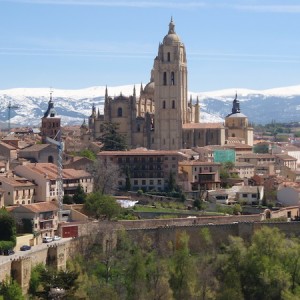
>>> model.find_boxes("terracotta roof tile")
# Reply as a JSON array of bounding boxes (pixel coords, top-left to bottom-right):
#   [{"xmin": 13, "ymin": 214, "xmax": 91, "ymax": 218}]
[{"xmin": 18, "ymin": 202, "xmax": 58, "ymax": 213}]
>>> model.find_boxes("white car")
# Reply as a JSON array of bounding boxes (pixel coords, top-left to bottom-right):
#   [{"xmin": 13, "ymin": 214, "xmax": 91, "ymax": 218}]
[
  {"xmin": 53, "ymin": 235, "xmax": 61, "ymax": 241},
  {"xmin": 43, "ymin": 236, "xmax": 53, "ymax": 243}
]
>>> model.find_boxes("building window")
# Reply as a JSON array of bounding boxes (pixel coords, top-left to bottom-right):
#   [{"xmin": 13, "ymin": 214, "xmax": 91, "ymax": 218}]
[
  {"xmin": 171, "ymin": 72, "xmax": 175, "ymax": 85},
  {"xmin": 137, "ymin": 124, "xmax": 141, "ymax": 132},
  {"xmin": 172, "ymin": 100, "xmax": 175, "ymax": 109},
  {"xmin": 142, "ymin": 180, "xmax": 146, "ymax": 185},
  {"xmin": 167, "ymin": 52, "xmax": 170, "ymax": 62},
  {"xmin": 242, "ymin": 194, "xmax": 247, "ymax": 198},
  {"xmin": 163, "ymin": 100, "xmax": 166, "ymax": 109},
  {"xmin": 117, "ymin": 107, "xmax": 123, "ymax": 117},
  {"xmin": 163, "ymin": 72, "xmax": 167, "ymax": 86}
]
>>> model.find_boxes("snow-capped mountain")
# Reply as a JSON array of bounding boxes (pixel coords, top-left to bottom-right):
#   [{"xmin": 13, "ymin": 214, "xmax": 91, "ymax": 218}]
[{"xmin": 0, "ymin": 84, "xmax": 300, "ymax": 128}]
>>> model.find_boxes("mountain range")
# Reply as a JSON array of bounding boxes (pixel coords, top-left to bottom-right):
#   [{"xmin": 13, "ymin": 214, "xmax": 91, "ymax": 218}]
[{"xmin": 0, "ymin": 84, "xmax": 300, "ymax": 129}]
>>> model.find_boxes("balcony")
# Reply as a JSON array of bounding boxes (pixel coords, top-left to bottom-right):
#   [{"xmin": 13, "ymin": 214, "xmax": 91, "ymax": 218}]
[{"xmin": 39, "ymin": 215, "xmax": 54, "ymax": 221}]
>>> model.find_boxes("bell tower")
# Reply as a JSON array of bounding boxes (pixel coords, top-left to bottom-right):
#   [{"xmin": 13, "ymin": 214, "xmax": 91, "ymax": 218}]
[
  {"xmin": 153, "ymin": 18, "xmax": 188, "ymax": 150},
  {"xmin": 41, "ymin": 91, "xmax": 61, "ymax": 144}
]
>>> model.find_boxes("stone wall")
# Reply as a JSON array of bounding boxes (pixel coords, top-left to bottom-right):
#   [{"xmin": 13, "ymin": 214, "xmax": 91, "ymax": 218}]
[{"xmin": 2, "ymin": 219, "xmax": 300, "ymax": 295}]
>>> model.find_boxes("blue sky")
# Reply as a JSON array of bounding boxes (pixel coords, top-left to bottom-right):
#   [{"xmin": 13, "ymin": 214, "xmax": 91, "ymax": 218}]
[{"xmin": 0, "ymin": 0, "xmax": 300, "ymax": 91}]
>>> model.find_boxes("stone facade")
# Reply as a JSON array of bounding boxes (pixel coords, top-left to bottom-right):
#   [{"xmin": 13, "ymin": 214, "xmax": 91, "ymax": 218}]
[
  {"xmin": 84, "ymin": 19, "xmax": 253, "ymax": 150},
  {"xmin": 98, "ymin": 149, "xmax": 187, "ymax": 191}
]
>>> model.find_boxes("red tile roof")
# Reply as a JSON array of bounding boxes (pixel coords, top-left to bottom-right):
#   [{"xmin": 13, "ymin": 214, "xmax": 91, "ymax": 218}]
[{"xmin": 19, "ymin": 202, "xmax": 58, "ymax": 213}]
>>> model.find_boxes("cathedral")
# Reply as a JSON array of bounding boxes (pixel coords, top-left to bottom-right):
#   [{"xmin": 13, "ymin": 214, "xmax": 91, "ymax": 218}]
[{"xmin": 82, "ymin": 18, "xmax": 253, "ymax": 150}]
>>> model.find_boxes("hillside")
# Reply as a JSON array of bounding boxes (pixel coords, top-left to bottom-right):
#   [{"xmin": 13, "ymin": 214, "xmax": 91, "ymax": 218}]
[{"xmin": 0, "ymin": 84, "xmax": 300, "ymax": 128}]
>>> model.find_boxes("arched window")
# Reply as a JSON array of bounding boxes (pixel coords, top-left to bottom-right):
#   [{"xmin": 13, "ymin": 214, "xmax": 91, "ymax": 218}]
[
  {"xmin": 48, "ymin": 155, "xmax": 54, "ymax": 163},
  {"xmin": 117, "ymin": 107, "xmax": 123, "ymax": 117},
  {"xmin": 172, "ymin": 100, "xmax": 175, "ymax": 109},
  {"xmin": 163, "ymin": 72, "xmax": 167, "ymax": 86},
  {"xmin": 232, "ymin": 133, "xmax": 235, "ymax": 137},
  {"xmin": 167, "ymin": 52, "xmax": 171, "ymax": 62},
  {"xmin": 163, "ymin": 101, "xmax": 166, "ymax": 109},
  {"xmin": 171, "ymin": 72, "xmax": 175, "ymax": 85}
]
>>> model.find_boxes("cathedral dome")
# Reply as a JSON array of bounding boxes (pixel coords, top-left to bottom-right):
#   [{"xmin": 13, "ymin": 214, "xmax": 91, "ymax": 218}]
[
  {"xmin": 144, "ymin": 81, "xmax": 155, "ymax": 94},
  {"xmin": 163, "ymin": 33, "xmax": 180, "ymax": 45},
  {"xmin": 163, "ymin": 18, "xmax": 181, "ymax": 45}
]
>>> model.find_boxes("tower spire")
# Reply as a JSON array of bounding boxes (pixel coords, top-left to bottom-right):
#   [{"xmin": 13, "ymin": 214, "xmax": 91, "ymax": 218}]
[
  {"xmin": 133, "ymin": 85, "xmax": 136, "ymax": 97},
  {"xmin": 49, "ymin": 88, "xmax": 53, "ymax": 102},
  {"xmin": 105, "ymin": 85, "xmax": 108, "ymax": 98},
  {"xmin": 168, "ymin": 17, "xmax": 175, "ymax": 34},
  {"xmin": 232, "ymin": 93, "xmax": 240, "ymax": 114},
  {"xmin": 140, "ymin": 82, "xmax": 144, "ymax": 94}
]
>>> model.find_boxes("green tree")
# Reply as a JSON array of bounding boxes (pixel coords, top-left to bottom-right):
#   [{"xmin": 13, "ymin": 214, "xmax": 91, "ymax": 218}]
[
  {"xmin": 0, "ymin": 208, "xmax": 16, "ymax": 251},
  {"xmin": 253, "ymin": 143, "xmax": 269, "ymax": 153},
  {"xmin": 124, "ymin": 166, "xmax": 131, "ymax": 191},
  {"xmin": 0, "ymin": 278, "xmax": 24, "ymax": 300},
  {"xmin": 29, "ymin": 264, "xmax": 45, "ymax": 295},
  {"xmin": 216, "ymin": 236, "xmax": 246, "ymax": 300},
  {"xmin": 241, "ymin": 230, "xmax": 291, "ymax": 299},
  {"xmin": 99, "ymin": 122, "xmax": 128, "ymax": 151},
  {"xmin": 167, "ymin": 171, "xmax": 176, "ymax": 192},
  {"xmin": 37, "ymin": 268, "xmax": 79, "ymax": 299},
  {"xmin": 84, "ymin": 192, "xmax": 121, "ymax": 220},
  {"xmin": 63, "ymin": 194, "xmax": 73, "ymax": 204},
  {"xmin": 146, "ymin": 252, "xmax": 173, "ymax": 300},
  {"xmin": 125, "ymin": 247, "xmax": 147, "ymax": 300},
  {"xmin": 78, "ymin": 149, "xmax": 97, "ymax": 160},
  {"xmin": 72, "ymin": 185, "xmax": 86, "ymax": 204},
  {"xmin": 169, "ymin": 232, "xmax": 196, "ymax": 300}
]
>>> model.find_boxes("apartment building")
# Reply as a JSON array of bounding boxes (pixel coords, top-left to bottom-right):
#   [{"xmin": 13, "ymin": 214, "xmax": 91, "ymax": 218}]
[
  {"xmin": 10, "ymin": 202, "xmax": 59, "ymax": 243},
  {"xmin": 98, "ymin": 149, "xmax": 187, "ymax": 191},
  {"xmin": 14, "ymin": 163, "xmax": 93, "ymax": 201},
  {"xmin": 0, "ymin": 174, "xmax": 35, "ymax": 206}
]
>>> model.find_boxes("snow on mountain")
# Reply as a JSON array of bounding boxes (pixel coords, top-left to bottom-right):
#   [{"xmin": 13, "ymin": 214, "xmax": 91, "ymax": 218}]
[{"xmin": 0, "ymin": 84, "xmax": 300, "ymax": 128}]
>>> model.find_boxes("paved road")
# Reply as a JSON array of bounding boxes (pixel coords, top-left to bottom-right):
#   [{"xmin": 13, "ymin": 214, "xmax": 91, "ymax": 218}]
[{"xmin": 0, "ymin": 238, "xmax": 72, "ymax": 265}]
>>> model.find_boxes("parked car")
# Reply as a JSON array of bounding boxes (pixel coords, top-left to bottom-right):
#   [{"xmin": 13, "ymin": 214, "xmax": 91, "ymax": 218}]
[
  {"xmin": 43, "ymin": 236, "xmax": 53, "ymax": 243},
  {"xmin": 3, "ymin": 249, "xmax": 15, "ymax": 256},
  {"xmin": 20, "ymin": 245, "xmax": 31, "ymax": 251},
  {"xmin": 53, "ymin": 235, "xmax": 61, "ymax": 241}
]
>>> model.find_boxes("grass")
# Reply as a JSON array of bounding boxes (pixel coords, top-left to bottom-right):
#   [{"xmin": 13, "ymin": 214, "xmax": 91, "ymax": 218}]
[{"xmin": 133, "ymin": 204, "xmax": 223, "ymax": 216}]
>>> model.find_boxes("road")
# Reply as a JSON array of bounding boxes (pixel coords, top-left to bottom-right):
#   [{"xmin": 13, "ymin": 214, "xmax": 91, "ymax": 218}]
[{"xmin": 0, "ymin": 238, "xmax": 72, "ymax": 266}]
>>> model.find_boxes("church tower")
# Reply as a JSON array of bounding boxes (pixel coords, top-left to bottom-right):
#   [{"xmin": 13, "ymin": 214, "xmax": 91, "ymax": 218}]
[
  {"xmin": 225, "ymin": 93, "xmax": 253, "ymax": 146},
  {"xmin": 41, "ymin": 91, "xmax": 61, "ymax": 144},
  {"xmin": 153, "ymin": 18, "xmax": 188, "ymax": 150}
]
